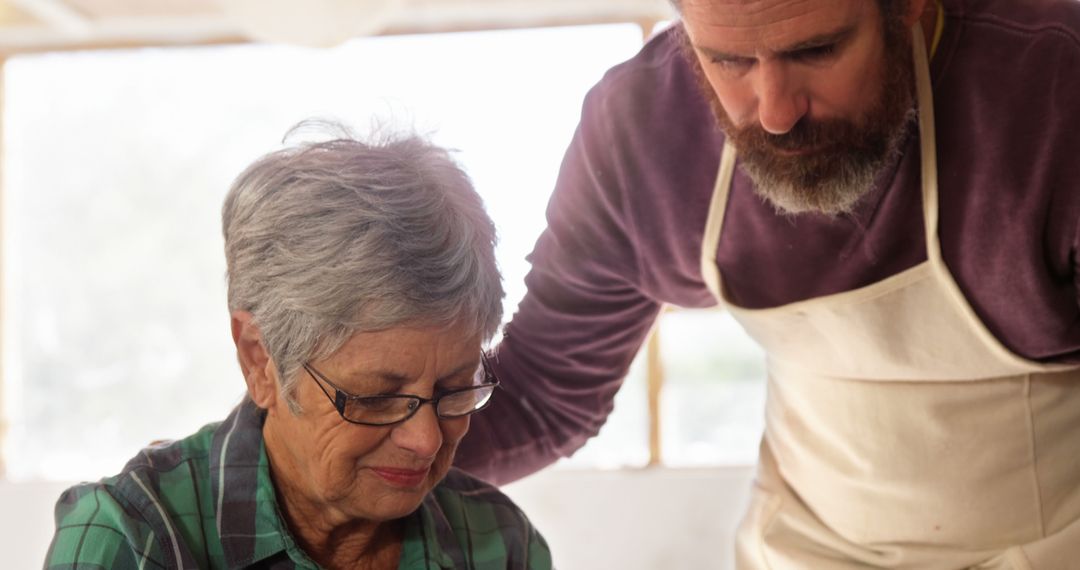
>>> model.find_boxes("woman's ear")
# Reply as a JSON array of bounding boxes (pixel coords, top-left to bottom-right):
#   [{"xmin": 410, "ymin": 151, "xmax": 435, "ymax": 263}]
[{"xmin": 231, "ymin": 310, "xmax": 278, "ymax": 409}]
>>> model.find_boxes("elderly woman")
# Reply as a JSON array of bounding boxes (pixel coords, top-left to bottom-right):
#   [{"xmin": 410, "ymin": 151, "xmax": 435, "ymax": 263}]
[{"xmin": 46, "ymin": 127, "xmax": 552, "ymax": 569}]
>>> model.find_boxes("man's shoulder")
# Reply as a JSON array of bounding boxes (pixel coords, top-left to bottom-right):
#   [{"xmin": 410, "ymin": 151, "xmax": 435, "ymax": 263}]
[
  {"xmin": 586, "ymin": 24, "xmax": 708, "ymax": 120},
  {"xmin": 954, "ymin": 0, "xmax": 1080, "ymax": 46},
  {"xmin": 601, "ymin": 24, "xmax": 688, "ymax": 82},
  {"xmin": 576, "ymin": 23, "xmax": 721, "ymax": 186},
  {"xmin": 937, "ymin": 0, "xmax": 1080, "ymax": 120}
]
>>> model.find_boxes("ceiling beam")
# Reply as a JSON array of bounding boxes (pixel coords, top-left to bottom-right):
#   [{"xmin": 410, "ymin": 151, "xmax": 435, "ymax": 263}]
[
  {"xmin": 9, "ymin": 0, "xmax": 90, "ymax": 33},
  {"xmin": 0, "ymin": 0, "xmax": 675, "ymax": 55}
]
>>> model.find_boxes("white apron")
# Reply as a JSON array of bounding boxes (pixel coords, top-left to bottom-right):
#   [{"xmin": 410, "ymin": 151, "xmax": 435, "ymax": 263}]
[{"xmin": 699, "ymin": 25, "xmax": 1080, "ymax": 570}]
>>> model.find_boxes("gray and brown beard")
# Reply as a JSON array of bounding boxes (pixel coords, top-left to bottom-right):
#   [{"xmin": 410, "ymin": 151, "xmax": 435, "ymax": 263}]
[{"xmin": 678, "ymin": 17, "xmax": 917, "ymax": 216}]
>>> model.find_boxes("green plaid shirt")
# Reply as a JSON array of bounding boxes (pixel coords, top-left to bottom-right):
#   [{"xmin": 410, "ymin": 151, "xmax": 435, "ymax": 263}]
[{"xmin": 46, "ymin": 400, "xmax": 552, "ymax": 569}]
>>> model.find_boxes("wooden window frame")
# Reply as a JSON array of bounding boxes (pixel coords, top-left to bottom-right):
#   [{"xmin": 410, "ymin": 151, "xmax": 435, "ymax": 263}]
[{"xmin": 0, "ymin": 56, "xmax": 7, "ymax": 478}]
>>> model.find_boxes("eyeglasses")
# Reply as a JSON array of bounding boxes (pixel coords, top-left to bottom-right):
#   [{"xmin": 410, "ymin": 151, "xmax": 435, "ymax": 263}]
[{"xmin": 303, "ymin": 353, "xmax": 499, "ymax": 426}]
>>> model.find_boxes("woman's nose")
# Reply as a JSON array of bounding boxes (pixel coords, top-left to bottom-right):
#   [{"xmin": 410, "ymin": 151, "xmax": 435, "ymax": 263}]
[
  {"xmin": 390, "ymin": 405, "xmax": 444, "ymax": 459},
  {"xmin": 756, "ymin": 60, "xmax": 808, "ymax": 134}
]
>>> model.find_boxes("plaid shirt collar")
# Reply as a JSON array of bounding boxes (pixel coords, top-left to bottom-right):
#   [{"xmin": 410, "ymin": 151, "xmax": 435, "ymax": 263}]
[
  {"xmin": 207, "ymin": 399, "xmax": 462, "ymax": 570},
  {"xmin": 209, "ymin": 400, "xmax": 295, "ymax": 568}
]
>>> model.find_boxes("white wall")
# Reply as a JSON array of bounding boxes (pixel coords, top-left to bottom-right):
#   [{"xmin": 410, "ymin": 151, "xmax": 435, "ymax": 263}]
[
  {"xmin": 0, "ymin": 479, "xmax": 73, "ymax": 568},
  {"xmin": 1, "ymin": 467, "xmax": 754, "ymax": 569},
  {"xmin": 504, "ymin": 467, "xmax": 753, "ymax": 570}
]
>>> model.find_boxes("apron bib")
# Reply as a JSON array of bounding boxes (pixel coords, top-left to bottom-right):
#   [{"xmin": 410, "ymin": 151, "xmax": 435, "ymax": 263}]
[{"xmin": 699, "ymin": 25, "xmax": 1080, "ymax": 570}]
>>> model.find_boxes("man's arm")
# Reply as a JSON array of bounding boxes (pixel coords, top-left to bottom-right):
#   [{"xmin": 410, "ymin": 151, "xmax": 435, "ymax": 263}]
[{"xmin": 455, "ymin": 80, "xmax": 664, "ymax": 484}]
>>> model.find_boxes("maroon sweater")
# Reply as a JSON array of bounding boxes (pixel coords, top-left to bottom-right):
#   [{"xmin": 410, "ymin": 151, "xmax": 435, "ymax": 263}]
[{"xmin": 457, "ymin": 0, "xmax": 1080, "ymax": 484}]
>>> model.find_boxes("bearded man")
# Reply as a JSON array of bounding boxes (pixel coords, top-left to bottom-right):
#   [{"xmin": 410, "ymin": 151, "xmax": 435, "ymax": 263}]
[{"xmin": 456, "ymin": 0, "xmax": 1080, "ymax": 567}]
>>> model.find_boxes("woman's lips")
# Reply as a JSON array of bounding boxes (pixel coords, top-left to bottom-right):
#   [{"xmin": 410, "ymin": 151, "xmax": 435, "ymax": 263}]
[{"xmin": 370, "ymin": 467, "xmax": 429, "ymax": 488}]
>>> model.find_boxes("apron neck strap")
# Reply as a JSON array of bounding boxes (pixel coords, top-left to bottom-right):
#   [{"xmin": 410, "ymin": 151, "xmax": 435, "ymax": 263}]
[{"xmin": 911, "ymin": 21, "xmax": 941, "ymax": 262}]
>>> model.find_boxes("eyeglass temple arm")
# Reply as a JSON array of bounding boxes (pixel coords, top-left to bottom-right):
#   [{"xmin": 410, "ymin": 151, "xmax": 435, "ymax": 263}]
[{"xmin": 304, "ymin": 364, "xmax": 345, "ymax": 411}]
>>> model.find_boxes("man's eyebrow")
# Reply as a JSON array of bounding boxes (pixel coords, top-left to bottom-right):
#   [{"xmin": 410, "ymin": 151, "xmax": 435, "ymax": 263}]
[
  {"xmin": 695, "ymin": 44, "xmax": 752, "ymax": 61},
  {"xmin": 778, "ymin": 26, "xmax": 857, "ymax": 55},
  {"xmin": 694, "ymin": 24, "xmax": 858, "ymax": 60}
]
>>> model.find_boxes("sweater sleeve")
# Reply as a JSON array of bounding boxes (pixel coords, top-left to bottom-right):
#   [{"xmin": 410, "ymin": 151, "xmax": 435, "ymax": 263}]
[{"xmin": 454, "ymin": 77, "xmax": 664, "ymax": 485}]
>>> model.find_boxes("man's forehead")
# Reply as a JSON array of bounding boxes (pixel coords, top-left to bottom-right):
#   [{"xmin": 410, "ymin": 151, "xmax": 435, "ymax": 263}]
[
  {"xmin": 681, "ymin": 0, "xmax": 872, "ymax": 53},
  {"xmin": 681, "ymin": 0, "xmax": 858, "ymax": 14}
]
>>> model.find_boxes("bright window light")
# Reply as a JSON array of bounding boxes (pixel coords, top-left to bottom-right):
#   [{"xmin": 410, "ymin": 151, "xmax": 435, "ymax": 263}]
[{"xmin": 1, "ymin": 24, "xmax": 646, "ymax": 481}]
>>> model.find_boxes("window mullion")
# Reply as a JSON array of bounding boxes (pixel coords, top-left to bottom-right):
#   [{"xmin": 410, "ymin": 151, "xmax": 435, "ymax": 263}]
[
  {"xmin": 0, "ymin": 56, "xmax": 8, "ymax": 479},
  {"xmin": 646, "ymin": 307, "xmax": 666, "ymax": 466},
  {"xmin": 637, "ymin": 17, "xmax": 664, "ymax": 469}
]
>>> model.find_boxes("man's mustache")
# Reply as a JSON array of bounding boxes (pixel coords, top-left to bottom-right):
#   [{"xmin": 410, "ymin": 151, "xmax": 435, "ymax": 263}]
[{"xmin": 729, "ymin": 119, "xmax": 861, "ymax": 154}]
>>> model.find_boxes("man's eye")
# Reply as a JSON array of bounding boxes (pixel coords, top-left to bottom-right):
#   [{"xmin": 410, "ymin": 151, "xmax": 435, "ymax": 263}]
[
  {"xmin": 713, "ymin": 56, "xmax": 753, "ymax": 70},
  {"xmin": 795, "ymin": 44, "xmax": 837, "ymax": 61}
]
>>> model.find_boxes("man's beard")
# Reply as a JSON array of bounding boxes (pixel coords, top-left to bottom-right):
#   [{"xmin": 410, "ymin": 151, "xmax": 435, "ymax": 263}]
[{"xmin": 681, "ymin": 19, "xmax": 917, "ymax": 216}]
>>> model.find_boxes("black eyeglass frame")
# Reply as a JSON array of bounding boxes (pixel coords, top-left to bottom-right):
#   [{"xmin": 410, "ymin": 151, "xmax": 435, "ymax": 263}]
[{"xmin": 303, "ymin": 353, "xmax": 499, "ymax": 427}]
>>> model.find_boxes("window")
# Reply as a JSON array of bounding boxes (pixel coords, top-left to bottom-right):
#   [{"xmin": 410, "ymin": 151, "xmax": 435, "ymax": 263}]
[
  {"xmin": 659, "ymin": 308, "xmax": 766, "ymax": 466},
  {"xmin": 1, "ymin": 22, "xmax": 767, "ymax": 481}
]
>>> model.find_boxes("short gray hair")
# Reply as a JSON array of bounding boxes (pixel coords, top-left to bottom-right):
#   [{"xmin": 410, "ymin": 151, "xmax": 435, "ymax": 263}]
[{"xmin": 222, "ymin": 122, "xmax": 503, "ymax": 409}]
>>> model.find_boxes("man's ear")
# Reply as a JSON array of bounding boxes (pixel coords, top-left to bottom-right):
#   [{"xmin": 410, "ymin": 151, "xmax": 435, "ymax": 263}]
[{"xmin": 231, "ymin": 310, "xmax": 278, "ymax": 410}]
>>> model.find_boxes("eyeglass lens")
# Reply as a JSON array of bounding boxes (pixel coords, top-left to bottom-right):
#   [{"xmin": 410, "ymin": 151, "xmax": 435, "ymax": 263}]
[{"xmin": 340, "ymin": 384, "xmax": 496, "ymax": 424}]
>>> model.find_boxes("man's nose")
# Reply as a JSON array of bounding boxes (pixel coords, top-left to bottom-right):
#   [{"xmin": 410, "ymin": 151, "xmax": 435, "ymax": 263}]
[
  {"xmin": 390, "ymin": 404, "xmax": 444, "ymax": 459},
  {"xmin": 755, "ymin": 60, "xmax": 808, "ymax": 135}
]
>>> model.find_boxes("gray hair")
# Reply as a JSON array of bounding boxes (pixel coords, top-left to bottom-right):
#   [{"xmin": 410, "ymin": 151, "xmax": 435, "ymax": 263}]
[{"xmin": 222, "ymin": 122, "xmax": 504, "ymax": 410}]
